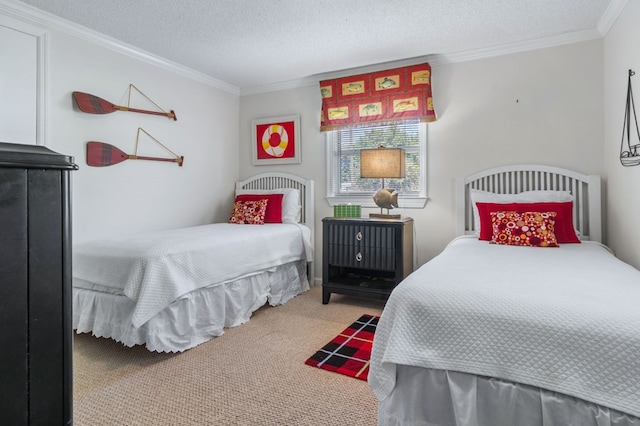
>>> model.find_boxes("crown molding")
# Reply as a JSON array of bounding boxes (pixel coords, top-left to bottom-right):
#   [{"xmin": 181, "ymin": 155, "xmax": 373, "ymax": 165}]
[
  {"xmin": 430, "ymin": 29, "xmax": 603, "ymax": 66},
  {"xmin": 0, "ymin": 0, "xmax": 240, "ymax": 95},
  {"xmin": 239, "ymin": 56, "xmax": 435, "ymax": 96},
  {"xmin": 240, "ymin": 28, "xmax": 604, "ymax": 96},
  {"xmin": 597, "ymin": 0, "xmax": 628, "ymax": 36},
  {"xmin": 2, "ymin": 0, "xmax": 622, "ymax": 98}
]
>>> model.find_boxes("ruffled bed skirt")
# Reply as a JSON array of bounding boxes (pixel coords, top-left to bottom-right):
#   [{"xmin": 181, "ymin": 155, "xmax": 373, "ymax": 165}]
[
  {"xmin": 377, "ymin": 366, "xmax": 640, "ymax": 426},
  {"xmin": 73, "ymin": 260, "xmax": 309, "ymax": 353}
]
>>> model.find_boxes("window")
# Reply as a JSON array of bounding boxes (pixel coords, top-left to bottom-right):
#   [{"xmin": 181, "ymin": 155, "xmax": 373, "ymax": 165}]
[{"xmin": 326, "ymin": 122, "xmax": 427, "ymax": 208}]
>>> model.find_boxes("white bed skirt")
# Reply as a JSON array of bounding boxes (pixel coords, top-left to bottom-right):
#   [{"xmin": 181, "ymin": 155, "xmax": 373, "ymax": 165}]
[
  {"xmin": 378, "ymin": 366, "xmax": 640, "ymax": 426},
  {"xmin": 73, "ymin": 260, "xmax": 310, "ymax": 353}
]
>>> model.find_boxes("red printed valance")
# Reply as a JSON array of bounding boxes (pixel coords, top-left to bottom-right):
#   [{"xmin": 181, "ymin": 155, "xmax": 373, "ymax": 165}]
[{"xmin": 319, "ymin": 62, "xmax": 436, "ymax": 132}]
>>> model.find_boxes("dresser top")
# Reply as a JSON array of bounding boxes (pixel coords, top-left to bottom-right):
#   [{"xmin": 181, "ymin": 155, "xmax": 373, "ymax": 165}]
[
  {"xmin": 323, "ymin": 216, "xmax": 413, "ymax": 224},
  {"xmin": 0, "ymin": 142, "xmax": 78, "ymax": 170}
]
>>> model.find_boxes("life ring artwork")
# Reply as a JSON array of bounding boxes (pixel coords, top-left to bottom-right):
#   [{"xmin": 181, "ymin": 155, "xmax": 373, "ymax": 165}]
[
  {"xmin": 620, "ymin": 69, "xmax": 640, "ymax": 167},
  {"xmin": 251, "ymin": 115, "xmax": 301, "ymax": 165},
  {"xmin": 261, "ymin": 124, "xmax": 289, "ymax": 157}
]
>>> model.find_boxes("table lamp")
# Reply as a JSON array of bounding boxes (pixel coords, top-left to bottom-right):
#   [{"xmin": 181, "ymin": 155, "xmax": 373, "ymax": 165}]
[{"xmin": 360, "ymin": 146, "xmax": 405, "ymax": 219}]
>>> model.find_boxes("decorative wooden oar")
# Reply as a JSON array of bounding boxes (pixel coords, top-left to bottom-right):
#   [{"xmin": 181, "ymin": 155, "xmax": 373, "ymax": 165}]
[
  {"xmin": 86, "ymin": 141, "xmax": 184, "ymax": 167},
  {"xmin": 73, "ymin": 91, "xmax": 177, "ymax": 121}
]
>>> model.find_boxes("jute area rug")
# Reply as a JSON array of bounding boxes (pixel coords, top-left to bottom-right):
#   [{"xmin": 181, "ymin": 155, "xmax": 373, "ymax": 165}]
[{"xmin": 73, "ymin": 285, "xmax": 385, "ymax": 425}]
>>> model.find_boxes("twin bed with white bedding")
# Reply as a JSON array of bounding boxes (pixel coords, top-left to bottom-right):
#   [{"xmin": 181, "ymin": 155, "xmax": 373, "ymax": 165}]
[
  {"xmin": 369, "ymin": 165, "xmax": 640, "ymax": 425},
  {"xmin": 73, "ymin": 172, "xmax": 314, "ymax": 353}
]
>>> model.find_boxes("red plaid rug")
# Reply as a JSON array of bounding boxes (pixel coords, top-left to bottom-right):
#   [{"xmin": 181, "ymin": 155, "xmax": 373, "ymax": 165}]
[{"xmin": 304, "ymin": 314, "xmax": 378, "ymax": 381}]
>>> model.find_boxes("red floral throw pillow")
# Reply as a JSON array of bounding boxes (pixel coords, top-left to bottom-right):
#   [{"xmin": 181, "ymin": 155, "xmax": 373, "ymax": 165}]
[
  {"xmin": 475, "ymin": 201, "xmax": 580, "ymax": 243},
  {"xmin": 490, "ymin": 211, "xmax": 559, "ymax": 247},
  {"xmin": 228, "ymin": 199, "xmax": 268, "ymax": 224},
  {"xmin": 234, "ymin": 193, "xmax": 284, "ymax": 223}
]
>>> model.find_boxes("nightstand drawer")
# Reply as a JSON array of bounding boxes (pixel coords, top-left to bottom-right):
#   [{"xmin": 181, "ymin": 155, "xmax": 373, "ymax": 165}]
[
  {"xmin": 325, "ymin": 223, "xmax": 396, "ymax": 249},
  {"xmin": 327, "ymin": 244, "xmax": 395, "ymax": 270}
]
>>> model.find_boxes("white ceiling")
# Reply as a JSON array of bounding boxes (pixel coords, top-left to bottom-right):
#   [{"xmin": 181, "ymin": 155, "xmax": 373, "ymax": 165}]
[{"xmin": 15, "ymin": 0, "xmax": 620, "ymax": 93}]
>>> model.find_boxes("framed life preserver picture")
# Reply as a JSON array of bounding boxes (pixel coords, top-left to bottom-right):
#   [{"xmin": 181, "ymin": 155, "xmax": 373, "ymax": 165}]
[{"xmin": 251, "ymin": 115, "xmax": 301, "ymax": 165}]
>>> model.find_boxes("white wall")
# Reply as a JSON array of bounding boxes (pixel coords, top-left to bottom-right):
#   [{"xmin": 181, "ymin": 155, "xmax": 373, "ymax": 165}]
[
  {"xmin": 239, "ymin": 85, "xmax": 324, "ymax": 279},
  {"xmin": 0, "ymin": 21, "xmax": 38, "ymax": 144},
  {"xmin": 603, "ymin": 1, "xmax": 640, "ymax": 269},
  {"xmin": 39, "ymin": 29, "xmax": 239, "ymax": 243},
  {"xmin": 2, "ymin": 3, "xmax": 612, "ymax": 276},
  {"xmin": 240, "ymin": 40, "xmax": 604, "ymax": 281}
]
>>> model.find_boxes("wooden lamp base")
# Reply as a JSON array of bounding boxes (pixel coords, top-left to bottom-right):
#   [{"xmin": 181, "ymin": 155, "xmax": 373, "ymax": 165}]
[{"xmin": 369, "ymin": 212, "xmax": 401, "ymax": 219}]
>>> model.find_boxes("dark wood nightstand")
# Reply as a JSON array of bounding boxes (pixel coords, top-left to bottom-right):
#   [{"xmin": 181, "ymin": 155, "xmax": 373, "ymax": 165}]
[{"xmin": 322, "ymin": 217, "xmax": 414, "ymax": 304}]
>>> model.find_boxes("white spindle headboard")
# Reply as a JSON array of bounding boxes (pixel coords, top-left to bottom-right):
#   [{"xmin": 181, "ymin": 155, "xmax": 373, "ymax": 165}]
[
  {"xmin": 236, "ymin": 172, "xmax": 314, "ymax": 228},
  {"xmin": 455, "ymin": 165, "xmax": 601, "ymax": 242},
  {"xmin": 236, "ymin": 172, "xmax": 315, "ymax": 280}
]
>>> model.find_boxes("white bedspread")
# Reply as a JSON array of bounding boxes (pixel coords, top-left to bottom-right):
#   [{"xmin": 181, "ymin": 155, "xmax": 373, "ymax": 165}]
[
  {"xmin": 73, "ymin": 223, "xmax": 311, "ymax": 328},
  {"xmin": 369, "ymin": 236, "xmax": 640, "ymax": 418}
]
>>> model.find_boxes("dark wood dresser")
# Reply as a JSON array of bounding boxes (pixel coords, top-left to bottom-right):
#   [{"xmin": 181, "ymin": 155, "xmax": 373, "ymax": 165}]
[
  {"xmin": 0, "ymin": 142, "xmax": 77, "ymax": 425},
  {"xmin": 322, "ymin": 217, "xmax": 413, "ymax": 304}
]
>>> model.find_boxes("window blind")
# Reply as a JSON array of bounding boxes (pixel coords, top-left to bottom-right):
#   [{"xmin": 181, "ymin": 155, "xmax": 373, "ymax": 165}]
[{"xmin": 330, "ymin": 123, "xmax": 421, "ymax": 196}]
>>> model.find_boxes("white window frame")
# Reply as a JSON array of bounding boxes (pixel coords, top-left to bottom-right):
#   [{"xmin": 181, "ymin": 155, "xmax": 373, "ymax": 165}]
[{"xmin": 325, "ymin": 123, "xmax": 428, "ymax": 208}]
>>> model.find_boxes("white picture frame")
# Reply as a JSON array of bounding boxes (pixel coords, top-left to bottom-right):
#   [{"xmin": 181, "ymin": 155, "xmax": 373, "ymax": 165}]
[{"xmin": 251, "ymin": 114, "xmax": 301, "ymax": 165}]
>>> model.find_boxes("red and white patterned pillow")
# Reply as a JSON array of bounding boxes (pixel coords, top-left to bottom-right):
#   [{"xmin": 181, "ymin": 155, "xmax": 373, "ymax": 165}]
[
  {"xmin": 234, "ymin": 193, "xmax": 284, "ymax": 223},
  {"xmin": 490, "ymin": 211, "xmax": 559, "ymax": 247},
  {"xmin": 475, "ymin": 202, "xmax": 580, "ymax": 243},
  {"xmin": 228, "ymin": 199, "xmax": 268, "ymax": 224}
]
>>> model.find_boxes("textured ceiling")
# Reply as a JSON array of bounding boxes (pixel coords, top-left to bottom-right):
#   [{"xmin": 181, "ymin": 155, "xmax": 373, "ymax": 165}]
[{"xmin": 17, "ymin": 0, "xmax": 614, "ymax": 91}]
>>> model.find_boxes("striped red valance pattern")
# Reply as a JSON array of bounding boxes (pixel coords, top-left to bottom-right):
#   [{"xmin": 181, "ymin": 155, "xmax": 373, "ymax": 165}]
[{"xmin": 319, "ymin": 62, "xmax": 436, "ymax": 132}]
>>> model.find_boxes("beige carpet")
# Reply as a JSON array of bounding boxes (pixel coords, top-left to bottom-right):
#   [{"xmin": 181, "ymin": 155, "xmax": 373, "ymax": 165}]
[{"xmin": 73, "ymin": 286, "xmax": 386, "ymax": 425}]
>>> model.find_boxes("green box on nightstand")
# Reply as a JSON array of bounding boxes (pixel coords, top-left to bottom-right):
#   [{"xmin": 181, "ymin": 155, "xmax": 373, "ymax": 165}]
[{"xmin": 333, "ymin": 204, "xmax": 361, "ymax": 218}]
